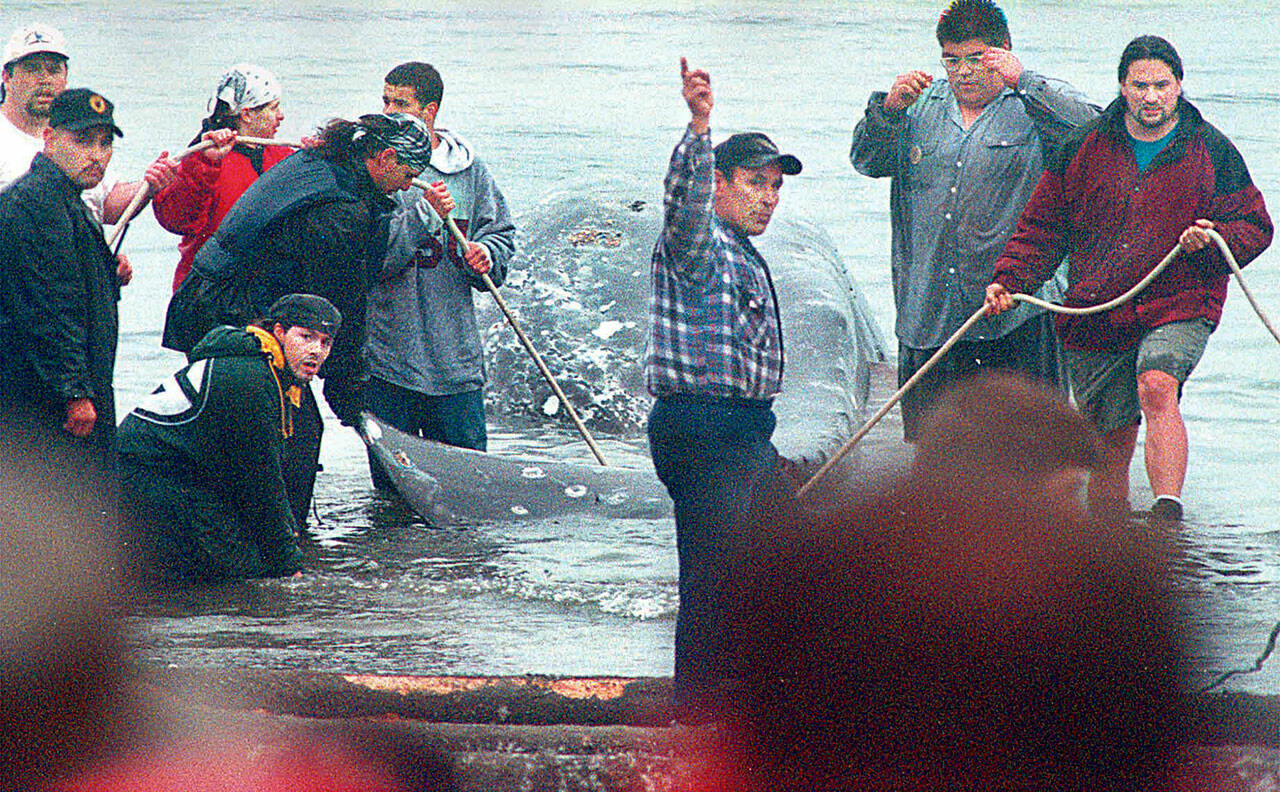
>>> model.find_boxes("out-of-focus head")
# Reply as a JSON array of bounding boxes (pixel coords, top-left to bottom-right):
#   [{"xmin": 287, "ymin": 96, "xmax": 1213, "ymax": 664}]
[
  {"xmin": 912, "ymin": 372, "xmax": 1100, "ymax": 517},
  {"xmin": 710, "ymin": 374, "xmax": 1190, "ymax": 790},
  {"xmin": 0, "ymin": 418, "xmax": 129, "ymax": 785}
]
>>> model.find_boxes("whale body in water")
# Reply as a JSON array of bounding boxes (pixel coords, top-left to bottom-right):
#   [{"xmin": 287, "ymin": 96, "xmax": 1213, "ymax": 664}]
[{"xmin": 365, "ymin": 185, "xmax": 889, "ymax": 524}]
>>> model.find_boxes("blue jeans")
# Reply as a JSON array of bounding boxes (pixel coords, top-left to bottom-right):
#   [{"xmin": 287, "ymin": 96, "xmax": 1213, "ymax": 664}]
[
  {"xmin": 647, "ymin": 394, "xmax": 789, "ymax": 719},
  {"xmin": 364, "ymin": 377, "xmax": 487, "ymax": 490}
]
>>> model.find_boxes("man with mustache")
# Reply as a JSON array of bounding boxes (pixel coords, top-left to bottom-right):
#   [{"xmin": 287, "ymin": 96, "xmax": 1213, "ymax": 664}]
[
  {"xmin": 850, "ymin": 0, "xmax": 1096, "ymax": 441},
  {"xmin": 986, "ymin": 35, "xmax": 1273, "ymax": 522},
  {"xmin": 0, "ymin": 88, "xmax": 129, "ymax": 508},
  {"xmin": 0, "ymin": 24, "xmax": 176, "ymax": 285},
  {"xmin": 117, "ymin": 294, "xmax": 340, "ymax": 585},
  {"xmin": 163, "ymin": 112, "xmax": 434, "ymax": 531},
  {"xmin": 645, "ymin": 57, "xmax": 802, "ymax": 722}
]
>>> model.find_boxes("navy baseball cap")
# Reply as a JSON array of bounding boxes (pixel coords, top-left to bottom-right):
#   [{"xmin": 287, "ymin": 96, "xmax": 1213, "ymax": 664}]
[
  {"xmin": 48, "ymin": 88, "xmax": 123, "ymax": 137},
  {"xmin": 714, "ymin": 132, "xmax": 802, "ymax": 175}
]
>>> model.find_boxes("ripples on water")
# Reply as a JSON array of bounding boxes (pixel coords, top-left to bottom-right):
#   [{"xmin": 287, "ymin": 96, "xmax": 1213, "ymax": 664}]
[
  {"xmin": 6, "ymin": 0, "xmax": 1271, "ymax": 691},
  {"xmin": 127, "ymin": 429, "xmax": 679, "ymax": 676}
]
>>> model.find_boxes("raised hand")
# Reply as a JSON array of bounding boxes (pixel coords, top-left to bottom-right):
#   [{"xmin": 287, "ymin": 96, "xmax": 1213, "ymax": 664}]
[
  {"xmin": 680, "ymin": 57, "xmax": 713, "ymax": 133},
  {"xmin": 980, "ymin": 47, "xmax": 1024, "ymax": 88},
  {"xmin": 884, "ymin": 70, "xmax": 932, "ymax": 111}
]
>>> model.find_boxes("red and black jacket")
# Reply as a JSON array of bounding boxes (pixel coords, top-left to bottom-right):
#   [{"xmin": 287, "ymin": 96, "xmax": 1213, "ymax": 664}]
[{"xmin": 994, "ymin": 96, "xmax": 1272, "ymax": 351}]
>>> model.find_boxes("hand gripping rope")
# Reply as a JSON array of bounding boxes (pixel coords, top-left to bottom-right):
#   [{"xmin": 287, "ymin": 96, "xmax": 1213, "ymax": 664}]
[{"xmin": 797, "ymin": 229, "xmax": 1280, "ymax": 499}]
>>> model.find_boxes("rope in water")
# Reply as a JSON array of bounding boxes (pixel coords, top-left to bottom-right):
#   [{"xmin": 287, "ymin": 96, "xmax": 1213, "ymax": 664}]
[
  {"xmin": 797, "ymin": 228, "xmax": 1278, "ymax": 499},
  {"xmin": 1200, "ymin": 619, "xmax": 1280, "ymax": 694}
]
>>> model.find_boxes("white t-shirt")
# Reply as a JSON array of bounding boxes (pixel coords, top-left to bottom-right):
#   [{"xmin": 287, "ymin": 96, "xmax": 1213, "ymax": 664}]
[{"xmin": 0, "ymin": 111, "xmax": 118, "ymax": 222}]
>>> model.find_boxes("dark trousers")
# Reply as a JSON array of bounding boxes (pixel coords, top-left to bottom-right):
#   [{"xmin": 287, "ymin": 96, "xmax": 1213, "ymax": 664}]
[
  {"xmin": 0, "ymin": 393, "xmax": 118, "ymax": 536},
  {"xmin": 120, "ymin": 460, "xmax": 266, "ymax": 585},
  {"xmin": 647, "ymin": 394, "xmax": 789, "ymax": 718},
  {"xmin": 363, "ymin": 377, "xmax": 488, "ymax": 491},
  {"xmin": 898, "ymin": 313, "xmax": 1063, "ymax": 441},
  {"xmin": 281, "ymin": 384, "xmax": 323, "ymax": 529}
]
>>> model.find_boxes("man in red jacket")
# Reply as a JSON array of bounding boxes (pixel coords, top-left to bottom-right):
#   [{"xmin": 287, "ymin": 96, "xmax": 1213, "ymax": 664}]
[{"xmin": 985, "ymin": 35, "xmax": 1272, "ymax": 522}]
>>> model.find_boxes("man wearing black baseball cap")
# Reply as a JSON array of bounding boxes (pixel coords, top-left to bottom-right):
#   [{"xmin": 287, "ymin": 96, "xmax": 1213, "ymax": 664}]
[
  {"xmin": 644, "ymin": 58, "xmax": 803, "ymax": 722},
  {"xmin": 0, "ymin": 25, "xmax": 176, "ymax": 232},
  {"xmin": 0, "ymin": 86, "xmax": 133, "ymax": 510},
  {"xmin": 117, "ymin": 294, "xmax": 341, "ymax": 585},
  {"xmin": 164, "ymin": 112, "xmax": 433, "ymax": 532}
]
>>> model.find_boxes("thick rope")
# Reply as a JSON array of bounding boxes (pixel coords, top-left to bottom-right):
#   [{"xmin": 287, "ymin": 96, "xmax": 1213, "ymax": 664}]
[
  {"xmin": 105, "ymin": 135, "xmax": 304, "ymax": 249},
  {"xmin": 798, "ymin": 228, "xmax": 1275, "ymax": 498}
]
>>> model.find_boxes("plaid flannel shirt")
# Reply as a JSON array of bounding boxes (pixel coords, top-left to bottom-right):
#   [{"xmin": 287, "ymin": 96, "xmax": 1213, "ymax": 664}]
[{"xmin": 645, "ymin": 126, "xmax": 784, "ymax": 401}]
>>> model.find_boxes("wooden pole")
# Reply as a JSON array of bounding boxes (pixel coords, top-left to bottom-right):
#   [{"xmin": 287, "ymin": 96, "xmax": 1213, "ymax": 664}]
[{"xmin": 413, "ymin": 178, "xmax": 609, "ymax": 466}]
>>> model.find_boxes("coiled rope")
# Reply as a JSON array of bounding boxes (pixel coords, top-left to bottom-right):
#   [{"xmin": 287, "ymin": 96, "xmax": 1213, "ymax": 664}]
[{"xmin": 797, "ymin": 228, "xmax": 1278, "ymax": 499}]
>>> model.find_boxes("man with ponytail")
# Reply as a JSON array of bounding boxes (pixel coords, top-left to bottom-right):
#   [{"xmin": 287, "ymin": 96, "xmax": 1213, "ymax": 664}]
[{"xmin": 162, "ymin": 112, "xmax": 432, "ymax": 528}]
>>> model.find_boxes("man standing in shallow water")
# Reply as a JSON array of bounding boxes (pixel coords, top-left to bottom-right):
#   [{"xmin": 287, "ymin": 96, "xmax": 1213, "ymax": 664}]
[
  {"xmin": 850, "ymin": 0, "xmax": 1096, "ymax": 441},
  {"xmin": 645, "ymin": 57, "xmax": 800, "ymax": 722},
  {"xmin": 0, "ymin": 88, "xmax": 129, "ymax": 508},
  {"xmin": 986, "ymin": 35, "xmax": 1272, "ymax": 521}
]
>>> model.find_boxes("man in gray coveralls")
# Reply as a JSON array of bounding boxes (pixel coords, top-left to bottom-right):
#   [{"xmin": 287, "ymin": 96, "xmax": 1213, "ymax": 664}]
[{"xmin": 850, "ymin": 0, "xmax": 1096, "ymax": 440}]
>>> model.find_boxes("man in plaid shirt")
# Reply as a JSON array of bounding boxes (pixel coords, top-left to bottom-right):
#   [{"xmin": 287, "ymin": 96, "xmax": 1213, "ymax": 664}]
[{"xmin": 646, "ymin": 57, "xmax": 802, "ymax": 722}]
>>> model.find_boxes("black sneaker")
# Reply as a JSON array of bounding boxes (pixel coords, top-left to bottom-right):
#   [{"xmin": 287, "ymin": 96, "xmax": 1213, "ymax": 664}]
[{"xmin": 1148, "ymin": 496, "xmax": 1184, "ymax": 523}]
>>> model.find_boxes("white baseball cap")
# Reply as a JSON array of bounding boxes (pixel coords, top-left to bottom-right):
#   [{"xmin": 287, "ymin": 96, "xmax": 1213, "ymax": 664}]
[{"xmin": 3, "ymin": 24, "xmax": 69, "ymax": 68}]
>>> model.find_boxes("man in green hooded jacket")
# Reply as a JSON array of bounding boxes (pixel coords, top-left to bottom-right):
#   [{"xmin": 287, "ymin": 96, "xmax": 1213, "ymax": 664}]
[{"xmin": 119, "ymin": 294, "xmax": 340, "ymax": 585}]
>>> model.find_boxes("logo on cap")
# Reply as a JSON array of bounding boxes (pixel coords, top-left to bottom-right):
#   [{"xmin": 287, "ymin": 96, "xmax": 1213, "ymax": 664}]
[
  {"xmin": 88, "ymin": 94, "xmax": 106, "ymax": 114},
  {"xmin": 26, "ymin": 31, "xmax": 49, "ymax": 45}
]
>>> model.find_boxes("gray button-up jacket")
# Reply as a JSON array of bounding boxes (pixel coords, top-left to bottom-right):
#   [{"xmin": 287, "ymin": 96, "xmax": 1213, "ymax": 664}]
[{"xmin": 851, "ymin": 70, "xmax": 1097, "ymax": 349}]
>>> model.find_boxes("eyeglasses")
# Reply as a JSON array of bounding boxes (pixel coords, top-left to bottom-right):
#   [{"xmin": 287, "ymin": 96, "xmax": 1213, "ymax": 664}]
[{"xmin": 940, "ymin": 54, "xmax": 986, "ymax": 71}]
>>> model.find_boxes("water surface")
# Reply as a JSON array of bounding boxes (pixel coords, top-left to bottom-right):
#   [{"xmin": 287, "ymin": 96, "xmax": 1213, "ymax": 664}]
[{"xmin": 10, "ymin": 1, "xmax": 1280, "ymax": 692}]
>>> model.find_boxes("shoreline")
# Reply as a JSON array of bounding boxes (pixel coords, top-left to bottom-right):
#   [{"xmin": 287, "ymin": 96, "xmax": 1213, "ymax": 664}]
[{"xmin": 128, "ymin": 666, "xmax": 1280, "ymax": 790}]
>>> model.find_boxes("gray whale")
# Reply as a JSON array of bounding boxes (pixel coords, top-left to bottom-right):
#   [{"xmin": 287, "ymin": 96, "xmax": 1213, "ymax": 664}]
[{"xmin": 365, "ymin": 185, "xmax": 888, "ymax": 524}]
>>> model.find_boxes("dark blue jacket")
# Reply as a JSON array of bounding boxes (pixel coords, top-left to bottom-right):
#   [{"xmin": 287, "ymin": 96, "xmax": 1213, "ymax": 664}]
[
  {"xmin": 164, "ymin": 149, "xmax": 393, "ymax": 382},
  {"xmin": 0, "ymin": 153, "xmax": 119, "ymax": 445}
]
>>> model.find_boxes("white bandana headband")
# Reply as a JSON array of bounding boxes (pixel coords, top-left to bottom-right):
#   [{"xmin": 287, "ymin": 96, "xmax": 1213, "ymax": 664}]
[{"xmin": 211, "ymin": 63, "xmax": 281, "ymax": 114}]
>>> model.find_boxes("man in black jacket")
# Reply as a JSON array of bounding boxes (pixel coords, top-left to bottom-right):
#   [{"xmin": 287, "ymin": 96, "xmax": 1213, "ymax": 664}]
[
  {"xmin": 119, "ymin": 294, "xmax": 340, "ymax": 585},
  {"xmin": 163, "ymin": 112, "xmax": 433, "ymax": 528},
  {"xmin": 0, "ymin": 87, "xmax": 125, "ymax": 506}
]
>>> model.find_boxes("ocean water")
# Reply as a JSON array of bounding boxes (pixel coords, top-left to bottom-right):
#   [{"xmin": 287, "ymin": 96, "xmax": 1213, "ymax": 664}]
[{"xmin": 9, "ymin": 1, "xmax": 1280, "ymax": 691}]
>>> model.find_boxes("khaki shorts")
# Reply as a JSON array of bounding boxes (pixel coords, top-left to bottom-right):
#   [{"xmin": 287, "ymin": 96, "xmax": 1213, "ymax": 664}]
[{"xmin": 1064, "ymin": 318, "xmax": 1214, "ymax": 435}]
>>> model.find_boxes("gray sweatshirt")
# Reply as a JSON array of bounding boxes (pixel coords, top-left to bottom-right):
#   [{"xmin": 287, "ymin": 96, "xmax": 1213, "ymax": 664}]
[{"xmin": 365, "ymin": 129, "xmax": 517, "ymax": 395}]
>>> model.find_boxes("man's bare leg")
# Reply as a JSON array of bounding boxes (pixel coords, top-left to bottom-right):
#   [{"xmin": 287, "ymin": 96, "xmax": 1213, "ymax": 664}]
[
  {"xmin": 1090, "ymin": 423, "xmax": 1139, "ymax": 514},
  {"xmin": 1137, "ymin": 369, "xmax": 1187, "ymax": 499}
]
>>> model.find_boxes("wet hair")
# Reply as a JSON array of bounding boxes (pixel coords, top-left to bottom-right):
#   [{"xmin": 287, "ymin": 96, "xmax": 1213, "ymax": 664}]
[
  {"xmin": 311, "ymin": 114, "xmax": 402, "ymax": 162},
  {"xmin": 936, "ymin": 0, "xmax": 1011, "ymax": 48},
  {"xmin": 385, "ymin": 61, "xmax": 443, "ymax": 107},
  {"xmin": 1118, "ymin": 34, "xmax": 1183, "ymax": 82},
  {"xmin": 197, "ymin": 98, "xmax": 238, "ymax": 139}
]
